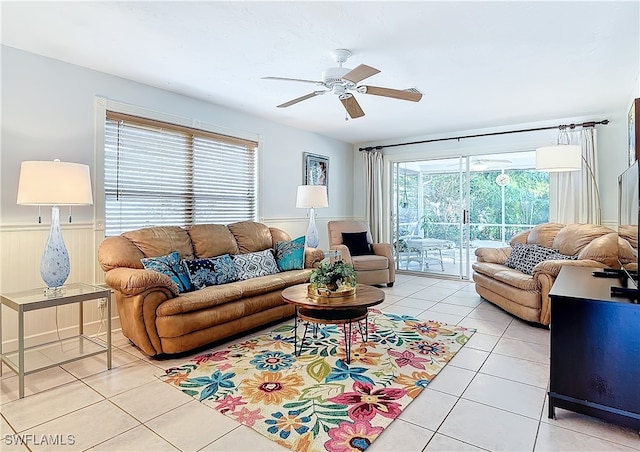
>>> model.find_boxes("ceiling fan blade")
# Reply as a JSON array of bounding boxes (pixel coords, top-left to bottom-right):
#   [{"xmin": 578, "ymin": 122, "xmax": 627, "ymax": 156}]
[
  {"xmin": 263, "ymin": 76, "xmax": 324, "ymax": 85},
  {"xmin": 359, "ymin": 85, "xmax": 423, "ymax": 102},
  {"xmin": 277, "ymin": 91, "xmax": 324, "ymax": 108},
  {"xmin": 342, "ymin": 64, "xmax": 380, "ymax": 83},
  {"xmin": 340, "ymin": 94, "xmax": 365, "ymax": 119}
]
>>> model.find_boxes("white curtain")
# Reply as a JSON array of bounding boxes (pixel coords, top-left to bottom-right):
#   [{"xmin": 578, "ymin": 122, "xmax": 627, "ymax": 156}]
[
  {"xmin": 550, "ymin": 127, "xmax": 600, "ymax": 224},
  {"xmin": 363, "ymin": 150, "xmax": 384, "ymax": 242}
]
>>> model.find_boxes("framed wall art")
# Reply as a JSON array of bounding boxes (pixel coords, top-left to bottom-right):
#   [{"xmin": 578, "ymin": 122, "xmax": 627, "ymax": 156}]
[
  {"xmin": 629, "ymin": 98, "xmax": 640, "ymax": 166},
  {"xmin": 303, "ymin": 152, "xmax": 329, "ymax": 189}
]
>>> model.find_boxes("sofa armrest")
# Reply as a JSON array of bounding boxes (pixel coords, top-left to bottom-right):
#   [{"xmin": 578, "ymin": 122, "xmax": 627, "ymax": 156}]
[
  {"xmin": 475, "ymin": 247, "xmax": 511, "ymax": 264},
  {"xmin": 371, "ymin": 243, "xmax": 394, "ymax": 260},
  {"xmin": 304, "ymin": 247, "xmax": 325, "ymax": 268},
  {"xmin": 534, "ymin": 258, "xmax": 606, "ymax": 326},
  {"xmin": 104, "ymin": 268, "xmax": 179, "ymax": 296},
  {"xmin": 533, "ymin": 258, "xmax": 606, "ymax": 279}
]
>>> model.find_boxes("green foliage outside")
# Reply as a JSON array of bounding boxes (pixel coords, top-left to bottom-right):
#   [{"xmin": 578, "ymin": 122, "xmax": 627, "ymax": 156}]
[{"xmin": 395, "ymin": 168, "xmax": 549, "ymax": 243}]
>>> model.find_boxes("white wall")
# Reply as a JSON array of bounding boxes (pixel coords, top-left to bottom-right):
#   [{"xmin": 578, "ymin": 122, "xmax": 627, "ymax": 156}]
[{"xmin": 0, "ymin": 46, "xmax": 353, "ymax": 347}]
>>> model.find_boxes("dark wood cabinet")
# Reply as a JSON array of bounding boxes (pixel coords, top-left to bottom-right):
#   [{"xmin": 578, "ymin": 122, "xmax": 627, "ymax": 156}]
[{"xmin": 548, "ymin": 266, "xmax": 640, "ymax": 430}]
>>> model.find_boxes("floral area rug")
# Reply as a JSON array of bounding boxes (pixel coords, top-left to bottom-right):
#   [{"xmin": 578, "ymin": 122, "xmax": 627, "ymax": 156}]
[{"xmin": 160, "ymin": 309, "xmax": 475, "ymax": 452}]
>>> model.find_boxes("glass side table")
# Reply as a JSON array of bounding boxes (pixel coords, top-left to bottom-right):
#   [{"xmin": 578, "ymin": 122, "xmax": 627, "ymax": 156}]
[{"xmin": 0, "ymin": 283, "xmax": 112, "ymax": 398}]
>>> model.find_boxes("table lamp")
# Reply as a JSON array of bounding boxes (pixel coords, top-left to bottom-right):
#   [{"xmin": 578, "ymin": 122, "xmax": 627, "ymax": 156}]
[
  {"xmin": 296, "ymin": 185, "xmax": 328, "ymax": 248},
  {"xmin": 17, "ymin": 160, "xmax": 93, "ymax": 290}
]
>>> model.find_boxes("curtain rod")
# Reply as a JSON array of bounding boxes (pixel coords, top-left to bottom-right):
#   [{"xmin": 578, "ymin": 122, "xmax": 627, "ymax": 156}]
[{"xmin": 358, "ymin": 119, "xmax": 609, "ymax": 152}]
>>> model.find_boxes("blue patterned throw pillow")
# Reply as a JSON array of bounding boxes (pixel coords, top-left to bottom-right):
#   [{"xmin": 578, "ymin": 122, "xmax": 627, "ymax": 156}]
[
  {"xmin": 275, "ymin": 236, "xmax": 305, "ymax": 271},
  {"xmin": 183, "ymin": 255, "xmax": 238, "ymax": 289},
  {"xmin": 141, "ymin": 251, "xmax": 192, "ymax": 293},
  {"xmin": 233, "ymin": 249, "xmax": 280, "ymax": 280}
]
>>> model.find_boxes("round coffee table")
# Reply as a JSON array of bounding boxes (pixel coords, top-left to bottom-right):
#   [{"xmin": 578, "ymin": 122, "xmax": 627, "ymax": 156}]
[{"xmin": 281, "ymin": 283, "xmax": 385, "ymax": 363}]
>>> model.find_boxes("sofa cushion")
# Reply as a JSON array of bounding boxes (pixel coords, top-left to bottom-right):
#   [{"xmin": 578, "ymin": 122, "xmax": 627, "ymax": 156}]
[
  {"xmin": 352, "ymin": 254, "xmax": 389, "ymax": 271},
  {"xmin": 276, "ymin": 268, "xmax": 313, "ymax": 286},
  {"xmin": 275, "ymin": 236, "xmax": 305, "ymax": 271},
  {"xmin": 472, "ymin": 262, "xmax": 539, "ymax": 292},
  {"xmin": 183, "ymin": 255, "xmax": 238, "ymax": 289},
  {"xmin": 526, "ymin": 223, "xmax": 565, "ymax": 248},
  {"xmin": 124, "ymin": 226, "xmax": 194, "ymax": 260},
  {"xmin": 141, "ymin": 251, "xmax": 192, "ymax": 293},
  {"xmin": 157, "ymin": 283, "xmax": 244, "ymax": 316},
  {"xmin": 552, "ymin": 223, "xmax": 616, "ymax": 256},
  {"xmin": 576, "ymin": 232, "xmax": 619, "ymax": 268},
  {"xmin": 187, "ymin": 224, "xmax": 238, "ymax": 258},
  {"xmin": 342, "ymin": 231, "xmax": 373, "ymax": 256},
  {"xmin": 233, "ymin": 249, "xmax": 280, "ymax": 280},
  {"xmin": 504, "ymin": 243, "xmax": 576, "ymax": 275},
  {"xmin": 228, "ymin": 221, "xmax": 273, "ymax": 253},
  {"xmin": 227, "ymin": 274, "xmax": 287, "ymax": 298}
]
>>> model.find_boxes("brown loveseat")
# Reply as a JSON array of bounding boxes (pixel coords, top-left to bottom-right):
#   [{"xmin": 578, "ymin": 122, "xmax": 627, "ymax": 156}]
[
  {"xmin": 98, "ymin": 221, "xmax": 324, "ymax": 356},
  {"xmin": 472, "ymin": 223, "xmax": 619, "ymax": 326}
]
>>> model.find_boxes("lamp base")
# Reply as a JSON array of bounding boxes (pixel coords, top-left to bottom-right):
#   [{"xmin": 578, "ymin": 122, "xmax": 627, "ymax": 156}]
[
  {"xmin": 305, "ymin": 207, "xmax": 319, "ymax": 248},
  {"xmin": 40, "ymin": 206, "xmax": 70, "ymax": 289}
]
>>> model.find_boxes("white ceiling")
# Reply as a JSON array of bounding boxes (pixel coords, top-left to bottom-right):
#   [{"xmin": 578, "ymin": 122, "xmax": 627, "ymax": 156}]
[{"xmin": 2, "ymin": 1, "xmax": 638, "ymax": 144}]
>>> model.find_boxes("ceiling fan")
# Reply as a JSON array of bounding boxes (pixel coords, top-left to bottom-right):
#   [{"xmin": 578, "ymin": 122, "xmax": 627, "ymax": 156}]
[{"xmin": 262, "ymin": 49, "xmax": 422, "ymax": 119}]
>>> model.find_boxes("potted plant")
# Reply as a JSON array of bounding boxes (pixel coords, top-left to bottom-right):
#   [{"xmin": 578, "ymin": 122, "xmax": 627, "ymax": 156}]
[{"xmin": 309, "ymin": 260, "xmax": 357, "ymax": 297}]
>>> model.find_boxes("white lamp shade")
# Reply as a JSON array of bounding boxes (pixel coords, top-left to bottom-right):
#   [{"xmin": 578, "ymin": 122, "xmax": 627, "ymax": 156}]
[
  {"xmin": 535, "ymin": 145, "xmax": 582, "ymax": 172},
  {"xmin": 296, "ymin": 185, "xmax": 328, "ymax": 208},
  {"xmin": 17, "ymin": 160, "xmax": 93, "ymax": 205}
]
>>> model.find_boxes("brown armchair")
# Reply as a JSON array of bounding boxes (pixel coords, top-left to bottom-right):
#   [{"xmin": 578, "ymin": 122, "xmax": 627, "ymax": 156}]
[{"xmin": 327, "ymin": 220, "xmax": 395, "ymax": 287}]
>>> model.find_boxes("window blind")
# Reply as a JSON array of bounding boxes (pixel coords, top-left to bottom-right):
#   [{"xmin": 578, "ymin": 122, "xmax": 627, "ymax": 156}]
[{"xmin": 104, "ymin": 111, "xmax": 257, "ymax": 236}]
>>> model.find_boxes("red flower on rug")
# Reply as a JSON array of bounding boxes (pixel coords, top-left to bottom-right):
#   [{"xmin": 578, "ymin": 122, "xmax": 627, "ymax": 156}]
[
  {"xmin": 324, "ymin": 420, "xmax": 384, "ymax": 452},
  {"xmin": 192, "ymin": 350, "xmax": 230, "ymax": 365},
  {"xmin": 387, "ymin": 349, "xmax": 430, "ymax": 369},
  {"xmin": 214, "ymin": 394, "xmax": 246, "ymax": 413},
  {"xmin": 329, "ymin": 381, "xmax": 406, "ymax": 421},
  {"xmin": 231, "ymin": 406, "xmax": 264, "ymax": 427}
]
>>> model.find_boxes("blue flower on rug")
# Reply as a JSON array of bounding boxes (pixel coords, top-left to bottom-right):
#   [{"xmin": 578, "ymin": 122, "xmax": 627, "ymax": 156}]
[
  {"xmin": 325, "ymin": 359, "xmax": 374, "ymax": 386},
  {"xmin": 250, "ymin": 351, "xmax": 296, "ymax": 371},
  {"xmin": 265, "ymin": 410, "xmax": 312, "ymax": 439},
  {"xmin": 180, "ymin": 370, "xmax": 236, "ymax": 401}
]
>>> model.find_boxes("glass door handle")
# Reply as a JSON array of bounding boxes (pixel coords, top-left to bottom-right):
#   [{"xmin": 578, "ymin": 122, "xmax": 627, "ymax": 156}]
[{"xmin": 463, "ymin": 210, "xmax": 470, "ymax": 224}]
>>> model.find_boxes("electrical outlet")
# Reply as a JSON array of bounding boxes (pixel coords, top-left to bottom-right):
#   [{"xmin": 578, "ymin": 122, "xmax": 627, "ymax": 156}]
[{"xmin": 97, "ymin": 298, "xmax": 107, "ymax": 309}]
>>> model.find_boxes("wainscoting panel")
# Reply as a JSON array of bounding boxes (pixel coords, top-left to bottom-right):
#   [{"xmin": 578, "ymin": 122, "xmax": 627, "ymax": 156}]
[{"xmin": 0, "ymin": 224, "xmax": 113, "ymax": 350}]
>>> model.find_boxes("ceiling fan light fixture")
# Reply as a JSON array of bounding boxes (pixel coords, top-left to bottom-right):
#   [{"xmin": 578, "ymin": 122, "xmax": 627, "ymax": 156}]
[
  {"xmin": 264, "ymin": 48, "xmax": 423, "ymax": 117},
  {"xmin": 322, "ymin": 67, "xmax": 352, "ymax": 85}
]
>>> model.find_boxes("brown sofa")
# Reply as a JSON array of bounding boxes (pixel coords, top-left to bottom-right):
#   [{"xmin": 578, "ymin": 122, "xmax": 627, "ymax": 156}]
[
  {"xmin": 472, "ymin": 223, "xmax": 619, "ymax": 326},
  {"xmin": 98, "ymin": 221, "xmax": 324, "ymax": 356}
]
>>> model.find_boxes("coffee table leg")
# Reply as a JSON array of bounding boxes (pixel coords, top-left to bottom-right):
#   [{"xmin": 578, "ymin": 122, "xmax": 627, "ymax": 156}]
[
  {"xmin": 294, "ymin": 306, "xmax": 298, "ymax": 355},
  {"xmin": 299, "ymin": 322, "xmax": 310, "ymax": 357},
  {"xmin": 343, "ymin": 321, "xmax": 352, "ymax": 364}
]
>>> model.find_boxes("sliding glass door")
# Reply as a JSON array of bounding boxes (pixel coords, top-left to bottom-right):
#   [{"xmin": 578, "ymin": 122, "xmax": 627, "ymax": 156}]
[
  {"xmin": 391, "ymin": 151, "xmax": 548, "ymax": 279},
  {"xmin": 392, "ymin": 157, "xmax": 469, "ymax": 278}
]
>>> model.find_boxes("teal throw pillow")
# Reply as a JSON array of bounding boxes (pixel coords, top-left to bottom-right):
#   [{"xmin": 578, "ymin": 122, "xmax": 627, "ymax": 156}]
[
  {"xmin": 275, "ymin": 236, "xmax": 305, "ymax": 271},
  {"xmin": 183, "ymin": 255, "xmax": 238, "ymax": 289},
  {"xmin": 141, "ymin": 251, "xmax": 192, "ymax": 293}
]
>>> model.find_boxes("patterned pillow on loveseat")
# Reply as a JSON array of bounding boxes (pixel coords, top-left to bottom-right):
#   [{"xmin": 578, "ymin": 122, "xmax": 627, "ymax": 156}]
[{"xmin": 504, "ymin": 243, "xmax": 576, "ymax": 275}]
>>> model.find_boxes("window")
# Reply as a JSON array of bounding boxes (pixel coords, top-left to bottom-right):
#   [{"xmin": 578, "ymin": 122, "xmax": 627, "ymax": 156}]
[{"xmin": 104, "ymin": 111, "xmax": 257, "ymax": 236}]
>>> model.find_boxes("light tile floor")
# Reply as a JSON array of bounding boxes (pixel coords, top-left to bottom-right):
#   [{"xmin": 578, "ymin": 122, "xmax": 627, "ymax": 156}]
[{"xmin": 1, "ymin": 274, "xmax": 639, "ymax": 451}]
